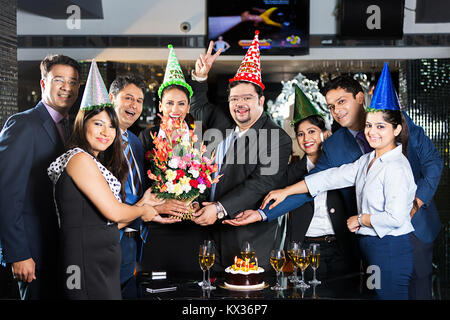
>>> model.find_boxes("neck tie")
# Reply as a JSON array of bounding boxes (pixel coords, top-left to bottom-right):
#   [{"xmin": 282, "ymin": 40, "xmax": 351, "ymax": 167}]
[
  {"xmin": 210, "ymin": 131, "xmax": 238, "ymax": 201},
  {"xmin": 356, "ymin": 131, "xmax": 373, "ymax": 154},
  {"xmin": 122, "ymin": 131, "xmax": 142, "ymax": 196},
  {"xmin": 60, "ymin": 117, "xmax": 71, "ymax": 143}
]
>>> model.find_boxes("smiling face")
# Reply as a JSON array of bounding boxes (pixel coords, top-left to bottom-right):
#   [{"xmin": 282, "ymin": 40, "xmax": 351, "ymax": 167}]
[
  {"xmin": 296, "ymin": 120, "xmax": 324, "ymax": 157},
  {"xmin": 325, "ymin": 87, "xmax": 365, "ymax": 131},
  {"xmin": 40, "ymin": 64, "xmax": 80, "ymax": 115},
  {"xmin": 365, "ymin": 111, "xmax": 401, "ymax": 156},
  {"xmin": 228, "ymin": 82, "xmax": 264, "ymax": 130},
  {"xmin": 110, "ymin": 83, "xmax": 144, "ymax": 131},
  {"xmin": 85, "ymin": 110, "xmax": 116, "ymax": 157},
  {"xmin": 159, "ymin": 87, "xmax": 190, "ymax": 122}
]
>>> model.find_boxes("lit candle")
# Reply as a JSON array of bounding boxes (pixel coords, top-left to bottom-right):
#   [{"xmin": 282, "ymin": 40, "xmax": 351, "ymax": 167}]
[{"xmin": 255, "ymin": 257, "xmax": 258, "ymax": 269}]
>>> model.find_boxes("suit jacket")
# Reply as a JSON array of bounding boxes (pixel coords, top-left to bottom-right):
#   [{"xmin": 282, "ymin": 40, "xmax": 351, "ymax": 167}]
[
  {"xmin": 0, "ymin": 101, "xmax": 63, "ymax": 269},
  {"xmin": 119, "ymin": 130, "xmax": 147, "ymax": 261},
  {"xmin": 285, "ymin": 157, "xmax": 354, "ymax": 256},
  {"xmin": 189, "ymin": 79, "xmax": 292, "ymax": 269},
  {"xmin": 265, "ymin": 112, "xmax": 443, "ymax": 243}
]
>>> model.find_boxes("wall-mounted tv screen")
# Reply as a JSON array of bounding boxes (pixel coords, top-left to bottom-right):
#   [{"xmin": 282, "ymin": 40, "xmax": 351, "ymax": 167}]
[{"xmin": 207, "ymin": 0, "xmax": 309, "ymax": 56}]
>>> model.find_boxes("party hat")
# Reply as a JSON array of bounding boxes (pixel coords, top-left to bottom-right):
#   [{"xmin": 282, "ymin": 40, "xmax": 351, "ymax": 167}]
[
  {"xmin": 158, "ymin": 44, "xmax": 193, "ymax": 99},
  {"xmin": 291, "ymin": 84, "xmax": 323, "ymax": 125},
  {"xmin": 229, "ymin": 30, "xmax": 264, "ymax": 90},
  {"xmin": 80, "ymin": 59, "xmax": 112, "ymax": 110},
  {"xmin": 367, "ymin": 62, "xmax": 401, "ymax": 112}
]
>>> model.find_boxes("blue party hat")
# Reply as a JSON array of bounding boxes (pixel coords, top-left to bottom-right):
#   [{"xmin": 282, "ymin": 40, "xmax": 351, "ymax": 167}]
[{"xmin": 367, "ymin": 62, "xmax": 401, "ymax": 112}]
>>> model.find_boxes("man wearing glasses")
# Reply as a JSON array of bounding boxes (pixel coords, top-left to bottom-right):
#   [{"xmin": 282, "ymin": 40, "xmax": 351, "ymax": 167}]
[
  {"xmin": 190, "ymin": 41, "xmax": 292, "ymax": 271},
  {"xmin": 0, "ymin": 54, "xmax": 81, "ymax": 299}
]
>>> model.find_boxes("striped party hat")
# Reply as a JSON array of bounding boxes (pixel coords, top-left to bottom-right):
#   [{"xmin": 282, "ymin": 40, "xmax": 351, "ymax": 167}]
[
  {"xmin": 80, "ymin": 59, "xmax": 112, "ymax": 110},
  {"xmin": 158, "ymin": 44, "xmax": 193, "ymax": 99},
  {"xmin": 229, "ymin": 30, "xmax": 264, "ymax": 90}
]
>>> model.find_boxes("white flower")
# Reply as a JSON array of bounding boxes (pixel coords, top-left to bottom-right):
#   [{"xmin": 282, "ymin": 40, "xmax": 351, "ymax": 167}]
[
  {"xmin": 188, "ymin": 168, "xmax": 199, "ymax": 178},
  {"xmin": 168, "ymin": 158, "xmax": 178, "ymax": 169},
  {"xmin": 198, "ymin": 184, "xmax": 207, "ymax": 194},
  {"xmin": 166, "ymin": 181, "xmax": 175, "ymax": 194}
]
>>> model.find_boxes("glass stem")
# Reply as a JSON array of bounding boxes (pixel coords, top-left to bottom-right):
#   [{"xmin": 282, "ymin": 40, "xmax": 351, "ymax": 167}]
[
  {"xmin": 202, "ymin": 270, "xmax": 206, "ymax": 286},
  {"xmin": 301, "ymin": 269, "xmax": 305, "ymax": 283},
  {"xmin": 207, "ymin": 269, "xmax": 211, "ymax": 288}
]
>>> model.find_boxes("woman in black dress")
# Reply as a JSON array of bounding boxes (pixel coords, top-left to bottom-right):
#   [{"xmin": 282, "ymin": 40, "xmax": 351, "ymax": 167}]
[
  {"xmin": 48, "ymin": 106, "xmax": 163, "ymax": 299},
  {"xmin": 138, "ymin": 84, "xmax": 209, "ymax": 275}
]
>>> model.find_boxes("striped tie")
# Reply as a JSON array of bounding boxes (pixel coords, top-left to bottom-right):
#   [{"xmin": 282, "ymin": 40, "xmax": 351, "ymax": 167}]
[
  {"xmin": 210, "ymin": 131, "xmax": 237, "ymax": 201},
  {"xmin": 122, "ymin": 131, "xmax": 142, "ymax": 196}
]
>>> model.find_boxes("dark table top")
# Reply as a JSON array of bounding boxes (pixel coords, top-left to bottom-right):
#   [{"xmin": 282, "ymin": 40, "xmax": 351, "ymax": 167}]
[{"xmin": 123, "ymin": 270, "xmax": 376, "ymax": 300}]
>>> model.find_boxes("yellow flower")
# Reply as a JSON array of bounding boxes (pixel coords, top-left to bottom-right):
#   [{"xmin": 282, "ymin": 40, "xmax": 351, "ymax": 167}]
[
  {"xmin": 173, "ymin": 183, "xmax": 183, "ymax": 196},
  {"xmin": 165, "ymin": 169, "xmax": 177, "ymax": 182},
  {"xmin": 179, "ymin": 176, "xmax": 190, "ymax": 186}
]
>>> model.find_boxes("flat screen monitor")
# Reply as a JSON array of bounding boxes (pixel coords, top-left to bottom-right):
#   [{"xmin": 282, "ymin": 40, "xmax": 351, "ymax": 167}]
[{"xmin": 207, "ymin": 0, "xmax": 309, "ymax": 56}]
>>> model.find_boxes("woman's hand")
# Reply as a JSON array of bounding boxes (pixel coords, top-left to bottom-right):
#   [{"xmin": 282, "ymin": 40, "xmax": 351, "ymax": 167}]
[
  {"xmin": 260, "ymin": 188, "xmax": 290, "ymax": 210},
  {"xmin": 194, "ymin": 41, "xmax": 222, "ymax": 78},
  {"xmin": 347, "ymin": 215, "xmax": 360, "ymax": 233},
  {"xmin": 137, "ymin": 188, "xmax": 165, "ymax": 207},
  {"xmin": 141, "ymin": 205, "xmax": 160, "ymax": 222}
]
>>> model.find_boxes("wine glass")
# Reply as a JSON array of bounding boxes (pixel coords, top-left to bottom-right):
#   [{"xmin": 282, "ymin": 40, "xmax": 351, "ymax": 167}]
[
  {"xmin": 240, "ymin": 241, "xmax": 255, "ymax": 262},
  {"xmin": 308, "ymin": 243, "xmax": 321, "ymax": 285},
  {"xmin": 293, "ymin": 248, "xmax": 310, "ymax": 289},
  {"xmin": 287, "ymin": 241, "xmax": 300, "ymax": 284},
  {"xmin": 198, "ymin": 240, "xmax": 215, "ymax": 290},
  {"xmin": 270, "ymin": 249, "xmax": 286, "ymax": 291}
]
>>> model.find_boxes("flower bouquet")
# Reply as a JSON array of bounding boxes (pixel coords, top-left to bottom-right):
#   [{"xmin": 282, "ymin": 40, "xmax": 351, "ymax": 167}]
[{"xmin": 145, "ymin": 115, "xmax": 221, "ymax": 220}]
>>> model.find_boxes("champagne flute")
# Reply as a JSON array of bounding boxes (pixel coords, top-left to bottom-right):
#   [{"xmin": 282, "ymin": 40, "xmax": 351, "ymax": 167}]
[
  {"xmin": 292, "ymin": 248, "xmax": 310, "ymax": 289},
  {"xmin": 198, "ymin": 240, "xmax": 215, "ymax": 290},
  {"xmin": 287, "ymin": 241, "xmax": 300, "ymax": 284},
  {"xmin": 308, "ymin": 243, "xmax": 321, "ymax": 285},
  {"xmin": 270, "ymin": 249, "xmax": 286, "ymax": 291},
  {"xmin": 240, "ymin": 241, "xmax": 255, "ymax": 266}
]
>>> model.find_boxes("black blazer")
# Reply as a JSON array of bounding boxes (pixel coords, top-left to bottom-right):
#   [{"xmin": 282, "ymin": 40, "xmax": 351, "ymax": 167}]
[
  {"xmin": 285, "ymin": 156, "xmax": 354, "ymax": 256},
  {"xmin": 188, "ymin": 79, "xmax": 293, "ymax": 269},
  {"xmin": 0, "ymin": 101, "xmax": 63, "ymax": 269}
]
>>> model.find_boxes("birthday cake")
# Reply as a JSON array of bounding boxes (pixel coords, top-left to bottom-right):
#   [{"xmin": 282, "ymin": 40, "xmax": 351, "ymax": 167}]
[{"xmin": 224, "ymin": 258, "xmax": 265, "ymax": 289}]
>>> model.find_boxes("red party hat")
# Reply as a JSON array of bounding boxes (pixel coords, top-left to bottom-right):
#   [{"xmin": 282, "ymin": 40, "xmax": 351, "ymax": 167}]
[{"xmin": 229, "ymin": 30, "xmax": 265, "ymax": 90}]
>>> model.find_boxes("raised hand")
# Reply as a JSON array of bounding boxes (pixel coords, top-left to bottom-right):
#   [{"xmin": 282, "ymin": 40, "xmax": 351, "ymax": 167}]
[
  {"xmin": 138, "ymin": 188, "xmax": 165, "ymax": 207},
  {"xmin": 194, "ymin": 41, "xmax": 222, "ymax": 79},
  {"xmin": 260, "ymin": 188, "xmax": 290, "ymax": 210}
]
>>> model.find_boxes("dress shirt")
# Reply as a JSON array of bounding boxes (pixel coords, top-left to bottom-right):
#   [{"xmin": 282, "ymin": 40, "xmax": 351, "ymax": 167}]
[
  {"xmin": 304, "ymin": 156, "xmax": 335, "ymax": 237},
  {"xmin": 43, "ymin": 101, "xmax": 68, "ymax": 143},
  {"xmin": 305, "ymin": 144, "xmax": 416, "ymax": 238}
]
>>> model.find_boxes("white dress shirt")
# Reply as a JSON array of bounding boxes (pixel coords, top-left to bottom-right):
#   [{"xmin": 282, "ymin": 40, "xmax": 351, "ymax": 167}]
[
  {"xmin": 305, "ymin": 145, "xmax": 416, "ymax": 238},
  {"xmin": 305, "ymin": 156, "xmax": 335, "ymax": 237}
]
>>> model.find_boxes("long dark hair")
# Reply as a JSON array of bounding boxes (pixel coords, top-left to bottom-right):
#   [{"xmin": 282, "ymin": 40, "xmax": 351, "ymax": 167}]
[
  {"xmin": 67, "ymin": 106, "xmax": 129, "ymax": 198},
  {"xmin": 368, "ymin": 110, "xmax": 409, "ymax": 157}
]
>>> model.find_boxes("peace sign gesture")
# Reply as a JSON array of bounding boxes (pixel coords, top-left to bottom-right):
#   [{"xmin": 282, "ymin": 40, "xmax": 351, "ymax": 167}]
[{"xmin": 194, "ymin": 41, "xmax": 222, "ymax": 79}]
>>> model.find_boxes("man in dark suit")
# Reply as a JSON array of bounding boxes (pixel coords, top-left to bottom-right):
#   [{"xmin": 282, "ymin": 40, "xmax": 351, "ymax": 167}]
[
  {"xmin": 190, "ymin": 40, "xmax": 292, "ymax": 270},
  {"xmin": 0, "ymin": 54, "xmax": 81, "ymax": 299},
  {"xmin": 231, "ymin": 75, "xmax": 443, "ymax": 299},
  {"xmin": 109, "ymin": 74, "xmax": 147, "ymax": 296}
]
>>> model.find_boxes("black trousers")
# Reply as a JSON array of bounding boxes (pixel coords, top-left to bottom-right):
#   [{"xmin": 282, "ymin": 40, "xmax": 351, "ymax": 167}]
[{"xmin": 409, "ymin": 233, "xmax": 434, "ymax": 300}]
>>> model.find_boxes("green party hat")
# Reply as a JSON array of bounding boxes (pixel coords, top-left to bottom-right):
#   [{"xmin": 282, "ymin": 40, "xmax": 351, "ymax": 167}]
[
  {"xmin": 158, "ymin": 44, "xmax": 193, "ymax": 99},
  {"xmin": 291, "ymin": 84, "xmax": 322, "ymax": 125},
  {"xmin": 80, "ymin": 59, "xmax": 113, "ymax": 110}
]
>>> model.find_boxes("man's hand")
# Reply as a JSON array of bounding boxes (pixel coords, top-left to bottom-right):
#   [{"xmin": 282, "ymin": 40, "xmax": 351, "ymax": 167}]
[
  {"xmin": 11, "ymin": 258, "xmax": 36, "ymax": 283},
  {"xmin": 192, "ymin": 202, "xmax": 217, "ymax": 226},
  {"xmin": 155, "ymin": 199, "xmax": 189, "ymax": 216},
  {"xmin": 222, "ymin": 210, "xmax": 262, "ymax": 227},
  {"xmin": 410, "ymin": 197, "xmax": 424, "ymax": 219},
  {"xmin": 194, "ymin": 41, "xmax": 222, "ymax": 79},
  {"xmin": 260, "ymin": 188, "xmax": 290, "ymax": 210}
]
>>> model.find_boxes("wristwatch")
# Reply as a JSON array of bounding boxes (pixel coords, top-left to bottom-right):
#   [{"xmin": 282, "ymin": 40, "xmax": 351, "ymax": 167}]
[
  {"xmin": 357, "ymin": 214, "xmax": 363, "ymax": 226},
  {"xmin": 215, "ymin": 202, "xmax": 224, "ymax": 219}
]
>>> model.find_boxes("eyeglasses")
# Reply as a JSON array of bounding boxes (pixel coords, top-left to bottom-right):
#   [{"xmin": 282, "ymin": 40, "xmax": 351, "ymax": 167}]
[
  {"xmin": 49, "ymin": 77, "xmax": 79, "ymax": 88},
  {"xmin": 228, "ymin": 95, "xmax": 257, "ymax": 104}
]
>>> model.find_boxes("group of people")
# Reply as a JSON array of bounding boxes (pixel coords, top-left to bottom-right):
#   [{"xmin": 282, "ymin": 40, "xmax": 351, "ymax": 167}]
[{"xmin": 0, "ymin": 30, "xmax": 443, "ymax": 300}]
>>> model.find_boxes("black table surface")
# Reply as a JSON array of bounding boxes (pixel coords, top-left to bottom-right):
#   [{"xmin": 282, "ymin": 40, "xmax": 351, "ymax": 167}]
[{"xmin": 123, "ymin": 270, "xmax": 376, "ymax": 300}]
